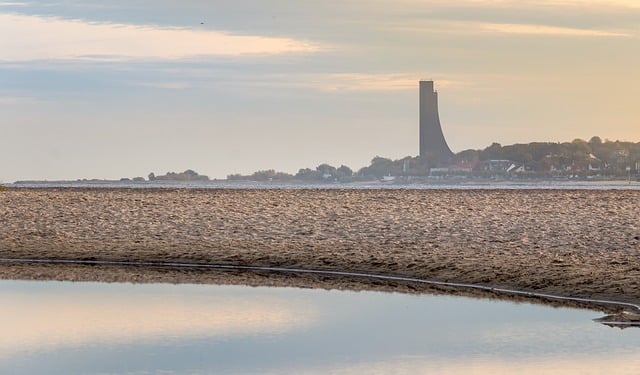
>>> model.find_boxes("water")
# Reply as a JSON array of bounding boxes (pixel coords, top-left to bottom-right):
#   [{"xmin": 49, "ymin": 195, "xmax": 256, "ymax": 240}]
[
  {"xmin": 7, "ymin": 179, "xmax": 640, "ymax": 190},
  {"xmin": 1, "ymin": 280, "xmax": 638, "ymax": 375}
]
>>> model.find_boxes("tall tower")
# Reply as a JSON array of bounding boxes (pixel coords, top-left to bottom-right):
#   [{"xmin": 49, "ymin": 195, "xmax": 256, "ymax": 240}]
[{"xmin": 419, "ymin": 81, "xmax": 454, "ymax": 163}]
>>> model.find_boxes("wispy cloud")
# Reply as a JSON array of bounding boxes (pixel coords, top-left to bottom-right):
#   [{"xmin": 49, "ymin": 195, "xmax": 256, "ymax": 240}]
[
  {"xmin": 242, "ymin": 73, "xmax": 472, "ymax": 92},
  {"xmin": 397, "ymin": 0, "xmax": 640, "ymax": 9},
  {"xmin": 0, "ymin": 13, "xmax": 321, "ymax": 62},
  {"xmin": 311, "ymin": 73, "xmax": 472, "ymax": 92},
  {"xmin": 122, "ymin": 70, "xmax": 473, "ymax": 93},
  {"xmin": 131, "ymin": 81, "xmax": 192, "ymax": 90},
  {"xmin": 525, "ymin": 0, "xmax": 640, "ymax": 8},
  {"xmin": 306, "ymin": 73, "xmax": 419, "ymax": 91},
  {"xmin": 391, "ymin": 20, "xmax": 633, "ymax": 38},
  {"xmin": 481, "ymin": 23, "xmax": 632, "ymax": 37}
]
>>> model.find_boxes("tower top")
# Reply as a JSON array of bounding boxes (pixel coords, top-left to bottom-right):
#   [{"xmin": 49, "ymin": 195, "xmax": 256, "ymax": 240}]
[{"xmin": 419, "ymin": 80, "xmax": 435, "ymax": 92}]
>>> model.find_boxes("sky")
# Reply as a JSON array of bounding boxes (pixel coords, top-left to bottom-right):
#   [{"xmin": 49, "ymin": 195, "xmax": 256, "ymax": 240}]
[{"xmin": 1, "ymin": 0, "xmax": 639, "ymax": 181}]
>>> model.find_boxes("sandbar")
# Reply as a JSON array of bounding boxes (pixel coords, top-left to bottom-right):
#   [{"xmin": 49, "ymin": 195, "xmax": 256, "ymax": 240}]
[{"xmin": 1, "ymin": 188, "xmax": 639, "ymax": 311}]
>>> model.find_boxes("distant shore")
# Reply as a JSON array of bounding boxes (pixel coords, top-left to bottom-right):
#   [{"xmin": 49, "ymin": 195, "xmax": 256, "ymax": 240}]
[
  {"xmin": 1, "ymin": 188, "xmax": 639, "ymax": 311},
  {"xmin": 6, "ymin": 177, "xmax": 640, "ymax": 190}
]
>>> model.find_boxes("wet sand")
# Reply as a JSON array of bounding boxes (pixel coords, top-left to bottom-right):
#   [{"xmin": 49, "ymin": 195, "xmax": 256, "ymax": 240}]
[{"xmin": 1, "ymin": 188, "xmax": 639, "ymax": 309}]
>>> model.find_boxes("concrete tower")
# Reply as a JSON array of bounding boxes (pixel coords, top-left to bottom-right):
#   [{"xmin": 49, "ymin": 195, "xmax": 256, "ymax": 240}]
[{"xmin": 419, "ymin": 81, "xmax": 454, "ymax": 162}]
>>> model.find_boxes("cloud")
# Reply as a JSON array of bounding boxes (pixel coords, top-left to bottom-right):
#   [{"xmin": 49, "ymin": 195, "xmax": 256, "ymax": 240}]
[
  {"xmin": 121, "ymin": 70, "xmax": 473, "ymax": 93},
  {"xmin": 239, "ymin": 73, "xmax": 472, "ymax": 92},
  {"xmin": 525, "ymin": 0, "xmax": 640, "ymax": 8},
  {"xmin": 391, "ymin": 20, "xmax": 633, "ymax": 38},
  {"xmin": 397, "ymin": 0, "xmax": 640, "ymax": 9},
  {"xmin": 295, "ymin": 73, "xmax": 419, "ymax": 92},
  {"xmin": 481, "ymin": 23, "xmax": 632, "ymax": 37},
  {"xmin": 312, "ymin": 74, "xmax": 473, "ymax": 92},
  {"xmin": 0, "ymin": 13, "xmax": 321, "ymax": 62},
  {"xmin": 131, "ymin": 81, "xmax": 192, "ymax": 90}
]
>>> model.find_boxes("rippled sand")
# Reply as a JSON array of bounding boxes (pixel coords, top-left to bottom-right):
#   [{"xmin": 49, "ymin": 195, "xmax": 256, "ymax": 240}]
[{"xmin": 1, "ymin": 188, "xmax": 639, "ymax": 307}]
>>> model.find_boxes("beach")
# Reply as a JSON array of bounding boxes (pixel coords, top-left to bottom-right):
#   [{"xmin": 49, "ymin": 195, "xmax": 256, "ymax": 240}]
[{"xmin": 1, "ymin": 188, "xmax": 639, "ymax": 309}]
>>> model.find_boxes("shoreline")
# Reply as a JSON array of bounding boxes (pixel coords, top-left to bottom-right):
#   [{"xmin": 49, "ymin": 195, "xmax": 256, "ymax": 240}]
[
  {"xmin": 2, "ymin": 258, "xmax": 639, "ymax": 315},
  {"xmin": 2, "ymin": 187, "xmax": 639, "ymax": 312},
  {"xmin": 5, "ymin": 178, "xmax": 640, "ymax": 190}
]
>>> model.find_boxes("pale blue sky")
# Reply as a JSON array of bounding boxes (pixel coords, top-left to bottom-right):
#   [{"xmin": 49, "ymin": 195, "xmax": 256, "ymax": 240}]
[{"xmin": 1, "ymin": 0, "xmax": 639, "ymax": 181}]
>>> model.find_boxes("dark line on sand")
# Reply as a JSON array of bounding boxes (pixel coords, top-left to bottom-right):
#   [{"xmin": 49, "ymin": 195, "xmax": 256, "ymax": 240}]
[{"xmin": 1, "ymin": 257, "xmax": 639, "ymax": 313}]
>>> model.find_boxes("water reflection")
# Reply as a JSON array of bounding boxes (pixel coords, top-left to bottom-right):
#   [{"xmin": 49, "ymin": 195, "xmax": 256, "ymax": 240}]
[
  {"xmin": 1, "ymin": 280, "xmax": 638, "ymax": 375},
  {"xmin": 0, "ymin": 281, "xmax": 314, "ymax": 357}
]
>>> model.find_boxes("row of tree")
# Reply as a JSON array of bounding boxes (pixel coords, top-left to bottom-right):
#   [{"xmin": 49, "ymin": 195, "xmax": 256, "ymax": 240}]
[
  {"xmin": 147, "ymin": 169, "xmax": 210, "ymax": 181},
  {"xmin": 227, "ymin": 137, "xmax": 640, "ymax": 181},
  {"xmin": 459, "ymin": 137, "xmax": 640, "ymax": 176},
  {"xmin": 471, "ymin": 137, "xmax": 639, "ymax": 165},
  {"xmin": 227, "ymin": 164, "xmax": 356, "ymax": 182}
]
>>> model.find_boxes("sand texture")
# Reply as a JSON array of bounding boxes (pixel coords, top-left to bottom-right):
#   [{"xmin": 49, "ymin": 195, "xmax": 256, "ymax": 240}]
[{"xmin": 1, "ymin": 188, "xmax": 639, "ymax": 308}]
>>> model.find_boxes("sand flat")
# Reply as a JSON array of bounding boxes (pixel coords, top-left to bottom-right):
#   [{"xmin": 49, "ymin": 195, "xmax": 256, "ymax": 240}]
[{"xmin": 1, "ymin": 188, "xmax": 639, "ymax": 306}]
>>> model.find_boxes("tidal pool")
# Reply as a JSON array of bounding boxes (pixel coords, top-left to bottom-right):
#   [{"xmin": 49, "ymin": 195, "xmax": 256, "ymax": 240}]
[{"xmin": 1, "ymin": 280, "xmax": 638, "ymax": 375}]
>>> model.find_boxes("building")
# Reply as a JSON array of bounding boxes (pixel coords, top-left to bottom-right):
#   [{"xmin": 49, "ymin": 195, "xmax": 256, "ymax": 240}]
[{"xmin": 419, "ymin": 81, "xmax": 454, "ymax": 163}]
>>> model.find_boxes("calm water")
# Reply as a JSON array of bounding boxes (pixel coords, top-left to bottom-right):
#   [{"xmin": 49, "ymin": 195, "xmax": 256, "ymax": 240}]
[
  {"xmin": 1, "ymin": 280, "xmax": 638, "ymax": 375},
  {"xmin": 7, "ymin": 179, "xmax": 640, "ymax": 190}
]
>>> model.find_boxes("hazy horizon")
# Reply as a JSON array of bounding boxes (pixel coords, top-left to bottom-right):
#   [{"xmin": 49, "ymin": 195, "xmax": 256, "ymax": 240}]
[{"xmin": 2, "ymin": 0, "xmax": 639, "ymax": 182}]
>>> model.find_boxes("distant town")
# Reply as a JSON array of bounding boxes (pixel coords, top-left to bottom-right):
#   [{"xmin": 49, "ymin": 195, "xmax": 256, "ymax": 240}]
[
  {"xmin": 109, "ymin": 137, "xmax": 640, "ymax": 184},
  {"xmin": 10, "ymin": 81, "xmax": 640, "ymax": 185},
  {"xmin": 227, "ymin": 136, "xmax": 640, "ymax": 182},
  {"xmin": 9, "ymin": 136, "xmax": 640, "ymax": 186},
  {"xmin": 136, "ymin": 81, "xmax": 640, "ymax": 184}
]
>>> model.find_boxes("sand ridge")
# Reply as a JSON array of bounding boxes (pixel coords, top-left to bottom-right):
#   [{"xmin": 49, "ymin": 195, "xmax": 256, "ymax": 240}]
[{"xmin": 1, "ymin": 188, "xmax": 639, "ymax": 306}]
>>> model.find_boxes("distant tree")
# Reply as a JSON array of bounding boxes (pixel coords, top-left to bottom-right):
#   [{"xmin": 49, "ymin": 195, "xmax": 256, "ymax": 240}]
[
  {"xmin": 295, "ymin": 168, "xmax": 321, "ymax": 181},
  {"xmin": 151, "ymin": 170, "xmax": 209, "ymax": 181},
  {"xmin": 480, "ymin": 142, "xmax": 503, "ymax": 160},
  {"xmin": 569, "ymin": 138, "xmax": 592, "ymax": 159},
  {"xmin": 337, "ymin": 165, "xmax": 353, "ymax": 177},
  {"xmin": 251, "ymin": 170, "xmax": 274, "ymax": 181},
  {"xmin": 316, "ymin": 163, "xmax": 337, "ymax": 179},
  {"xmin": 227, "ymin": 137, "xmax": 640, "ymax": 182},
  {"xmin": 357, "ymin": 156, "xmax": 395, "ymax": 179},
  {"xmin": 589, "ymin": 136, "xmax": 602, "ymax": 145},
  {"xmin": 332, "ymin": 165, "xmax": 353, "ymax": 181},
  {"xmin": 453, "ymin": 149, "xmax": 481, "ymax": 169},
  {"xmin": 410, "ymin": 156, "xmax": 433, "ymax": 175},
  {"xmin": 251, "ymin": 169, "xmax": 294, "ymax": 181},
  {"xmin": 227, "ymin": 173, "xmax": 244, "ymax": 180},
  {"xmin": 502, "ymin": 144, "xmax": 533, "ymax": 164},
  {"xmin": 183, "ymin": 169, "xmax": 198, "ymax": 179}
]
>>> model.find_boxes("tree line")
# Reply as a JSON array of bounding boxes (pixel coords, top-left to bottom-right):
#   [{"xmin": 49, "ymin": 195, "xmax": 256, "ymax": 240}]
[{"xmin": 227, "ymin": 136, "xmax": 640, "ymax": 181}]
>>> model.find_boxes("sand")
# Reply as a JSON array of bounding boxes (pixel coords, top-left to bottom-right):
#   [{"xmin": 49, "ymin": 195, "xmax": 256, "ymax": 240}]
[{"xmin": 1, "ymin": 188, "xmax": 639, "ymax": 310}]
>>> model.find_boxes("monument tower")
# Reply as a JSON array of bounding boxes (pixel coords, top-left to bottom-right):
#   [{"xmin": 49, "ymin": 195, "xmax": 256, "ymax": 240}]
[{"xmin": 419, "ymin": 81, "xmax": 454, "ymax": 162}]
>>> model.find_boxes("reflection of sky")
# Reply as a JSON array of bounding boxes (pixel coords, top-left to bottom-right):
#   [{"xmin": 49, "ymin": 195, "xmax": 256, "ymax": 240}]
[
  {"xmin": 0, "ymin": 282, "xmax": 315, "ymax": 356},
  {"xmin": 1, "ymin": 0, "xmax": 639, "ymax": 182},
  {"xmin": 1, "ymin": 280, "xmax": 639, "ymax": 374}
]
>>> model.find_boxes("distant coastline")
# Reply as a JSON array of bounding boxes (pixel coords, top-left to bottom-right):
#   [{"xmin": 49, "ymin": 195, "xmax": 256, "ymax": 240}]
[
  {"xmin": 7, "ymin": 178, "xmax": 640, "ymax": 191},
  {"xmin": 5, "ymin": 137, "xmax": 640, "ymax": 186}
]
